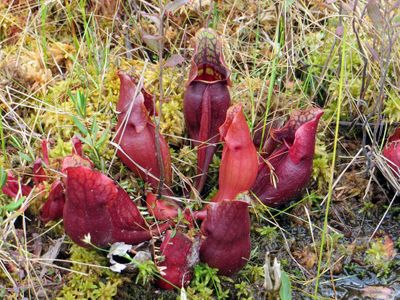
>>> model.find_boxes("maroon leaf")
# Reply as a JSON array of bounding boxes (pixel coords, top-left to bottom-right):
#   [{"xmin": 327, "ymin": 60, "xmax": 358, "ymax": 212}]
[
  {"xmin": 184, "ymin": 28, "xmax": 231, "ymax": 193},
  {"xmin": 157, "ymin": 230, "xmax": 198, "ymax": 289},
  {"xmin": 41, "ymin": 139, "xmax": 50, "ymax": 165},
  {"xmin": 146, "ymin": 192, "xmax": 180, "ymax": 221},
  {"xmin": 200, "ymin": 200, "xmax": 250, "ymax": 275},
  {"xmin": 61, "ymin": 154, "xmax": 93, "ymax": 174},
  {"xmin": 383, "ymin": 128, "xmax": 400, "ymax": 174},
  {"xmin": 64, "ymin": 166, "xmax": 168, "ymax": 247},
  {"xmin": 72, "ymin": 135, "xmax": 83, "ymax": 156},
  {"xmin": 115, "ymin": 72, "xmax": 172, "ymax": 190},
  {"xmin": 252, "ymin": 108, "xmax": 323, "ymax": 206},
  {"xmin": 33, "ymin": 159, "xmax": 47, "ymax": 185},
  {"xmin": 2, "ymin": 172, "xmax": 32, "ymax": 198},
  {"xmin": 40, "ymin": 180, "xmax": 65, "ymax": 223}
]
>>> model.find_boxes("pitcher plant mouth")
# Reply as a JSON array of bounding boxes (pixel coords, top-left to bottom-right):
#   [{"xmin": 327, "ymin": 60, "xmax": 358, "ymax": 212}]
[{"xmin": 187, "ymin": 28, "xmax": 231, "ymax": 85}]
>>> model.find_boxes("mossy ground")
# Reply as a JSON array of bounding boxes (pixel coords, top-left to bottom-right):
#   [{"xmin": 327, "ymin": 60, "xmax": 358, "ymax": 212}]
[{"xmin": 1, "ymin": 1, "xmax": 400, "ymax": 299}]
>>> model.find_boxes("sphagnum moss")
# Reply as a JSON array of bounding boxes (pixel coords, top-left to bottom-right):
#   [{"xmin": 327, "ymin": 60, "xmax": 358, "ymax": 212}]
[{"xmin": 58, "ymin": 245, "xmax": 124, "ymax": 300}]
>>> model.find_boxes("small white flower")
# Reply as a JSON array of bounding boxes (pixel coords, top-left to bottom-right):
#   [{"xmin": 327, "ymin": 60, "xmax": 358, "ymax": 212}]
[
  {"xmin": 82, "ymin": 233, "xmax": 91, "ymax": 245},
  {"xmin": 158, "ymin": 266, "xmax": 167, "ymax": 276}
]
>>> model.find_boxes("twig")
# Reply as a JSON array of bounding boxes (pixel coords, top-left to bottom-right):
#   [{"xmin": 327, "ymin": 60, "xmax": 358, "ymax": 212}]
[
  {"xmin": 335, "ymin": 121, "xmax": 400, "ymax": 128},
  {"xmin": 155, "ymin": 1, "xmax": 166, "ymax": 197},
  {"xmin": 368, "ymin": 191, "xmax": 398, "ymax": 243}
]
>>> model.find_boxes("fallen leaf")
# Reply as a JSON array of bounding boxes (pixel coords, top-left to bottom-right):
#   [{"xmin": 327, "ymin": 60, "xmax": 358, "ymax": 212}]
[
  {"xmin": 39, "ymin": 236, "xmax": 65, "ymax": 278},
  {"xmin": 362, "ymin": 286, "xmax": 394, "ymax": 300},
  {"xmin": 383, "ymin": 235, "xmax": 395, "ymax": 259},
  {"xmin": 293, "ymin": 247, "xmax": 317, "ymax": 270}
]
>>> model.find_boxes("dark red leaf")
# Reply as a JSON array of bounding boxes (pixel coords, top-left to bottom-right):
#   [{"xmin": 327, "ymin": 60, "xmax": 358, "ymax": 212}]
[
  {"xmin": 61, "ymin": 154, "xmax": 93, "ymax": 174},
  {"xmin": 157, "ymin": 230, "xmax": 197, "ymax": 289},
  {"xmin": 200, "ymin": 200, "xmax": 250, "ymax": 275},
  {"xmin": 383, "ymin": 128, "xmax": 400, "ymax": 174},
  {"xmin": 72, "ymin": 135, "xmax": 83, "ymax": 156},
  {"xmin": 184, "ymin": 28, "xmax": 231, "ymax": 193},
  {"xmin": 146, "ymin": 192, "xmax": 180, "ymax": 221},
  {"xmin": 115, "ymin": 72, "xmax": 172, "ymax": 190},
  {"xmin": 40, "ymin": 180, "xmax": 65, "ymax": 223},
  {"xmin": 252, "ymin": 108, "xmax": 323, "ymax": 206},
  {"xmin": 33, "ymin": 158, "xmax": 47, "ymax": 185},
  {"xmin": 41, "ymin": 139, "xmax": 50, "ymax": 165},
  {"xmin": 2, "ymin": 172, "xmax": 32, "ymax": 198},
  {"xmin": 64, "ymin": 166, "xmax": 163, "ymax": 247}
]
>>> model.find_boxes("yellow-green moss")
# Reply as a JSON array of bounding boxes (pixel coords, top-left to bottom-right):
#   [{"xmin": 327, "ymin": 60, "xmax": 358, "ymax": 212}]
[
  {"xmin": 171, "ymin": 145, "xmax": 197, "ymax": 177},
  {"xmin": 383, "ymin": 91, "xmax": 400, "ymax": 123},
  {"xmin": 365, "ymin": 238, "xmax": 395, "ymax": 277},
  {"xmin": 312, "ymin": 135, "xmax": 331, "ymax": 192},
  {"xmin": 58, "ymin": 245, "xmax": 124, "ymax": 300}
]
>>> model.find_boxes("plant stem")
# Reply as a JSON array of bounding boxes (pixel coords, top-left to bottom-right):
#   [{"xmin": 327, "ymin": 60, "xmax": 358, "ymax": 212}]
[
  {"xmin": 155, "ymin": 2, "xmax": 166, "ymax": 197},
  {"xmin": 314, "ymin": 17, "xmax": 346, "ymax": 299},
  {"xmin": 259, "ymin": 15, "xmax": 283, "ymax": 151}
]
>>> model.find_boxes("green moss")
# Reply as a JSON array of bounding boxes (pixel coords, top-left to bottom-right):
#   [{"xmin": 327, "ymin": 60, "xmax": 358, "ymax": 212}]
[
  {"xmin": 58, "ymin": 245, "xmax": 124, "ymax": 299},
  {"xmin": 160, "ymin": 98, "xmax": 184, "ymax": 144},
  {"xmin": 171, "ymin": 145, "xmax": 197, "ymax": 177},
  {"xmin": 365, "ymin": 238, "xmax": 395, "ymax": 277},
  {"xmin": 312, "ymin": 135, "xmax": 331, "ymax": 192},
  {"xmin": 50, "ymin": 137, "xmax": 73, "ymax": 159},
  {"xmin": 383, "ymin": 91, "xmax": 400, "ymax": 123}
]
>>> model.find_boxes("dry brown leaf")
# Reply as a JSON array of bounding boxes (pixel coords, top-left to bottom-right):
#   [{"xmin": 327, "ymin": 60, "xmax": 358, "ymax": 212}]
[
  {"xmin": 293, "ymin": 247, "xmax": 317, "ymax": 270},
  {"xmin": 362, "ymin": 286, "xmax": 394, "ymax": 300}
]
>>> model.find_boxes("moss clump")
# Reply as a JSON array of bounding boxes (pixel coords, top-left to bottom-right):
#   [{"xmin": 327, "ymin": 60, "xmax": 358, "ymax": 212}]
[
  {"xmin": 365, "ymin": 237, "xmax": 396, "ymax": 277},
  {"xmin": 383, "ymin": 91, "xmax": 400, "ymax": 123},
  {"xmin": 58, "ymin": 245, "xmax": 124, "ymax": 299},
  {"xmin": 171, "ymin": 145, "xmax": 197, "ymax": 178},
  {"xmin": 160, "ymin": 98, "xmax": 184, "ymax": 145},
  {"xmin": 312, "ymin": 135, "xmax": 331, "ymax": 192}
]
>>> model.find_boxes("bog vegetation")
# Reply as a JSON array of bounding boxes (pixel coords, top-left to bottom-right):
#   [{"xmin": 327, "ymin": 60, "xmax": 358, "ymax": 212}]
[{"xmin": 0, "ymin": 1, "xmax": 400, "ymax": 299}]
